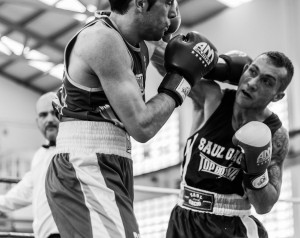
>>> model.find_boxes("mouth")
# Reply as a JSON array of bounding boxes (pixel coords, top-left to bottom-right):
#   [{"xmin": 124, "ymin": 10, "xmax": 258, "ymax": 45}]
[
  {"xmin": 241, "ymin": 89, "xmax": 252, "ymax": 99},
  {"xmin": 163, "ymin": 26, "xmax": 169, "ymax": 35},
  {"xmin": 46, "ymin": 125, "xmax": 58, "ymax": 131}
]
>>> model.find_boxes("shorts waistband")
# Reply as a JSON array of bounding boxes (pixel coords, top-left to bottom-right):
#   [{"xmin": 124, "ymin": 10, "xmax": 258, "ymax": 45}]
[
  {"xmin": 56, "ymin": 121, "xmax": 131, "ymax": 159},
  {"xmin": 178, "ymin": 185, "xmax": 251, "ymax": 216}
]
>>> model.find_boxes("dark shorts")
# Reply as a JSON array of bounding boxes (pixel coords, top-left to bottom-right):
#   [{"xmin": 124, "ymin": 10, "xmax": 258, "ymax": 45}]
[{"xmin": 166, "ymin": 205, "xmax": 268, "ymax": 238}]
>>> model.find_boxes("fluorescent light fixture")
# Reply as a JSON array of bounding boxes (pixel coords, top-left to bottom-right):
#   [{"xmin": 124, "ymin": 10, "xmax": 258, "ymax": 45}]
[
  {"xmin": 0, "ymin": 41, "xmax": 12, "ymax": 55},
  {"xmin": 39, "ymin": 0, "xmax": 59, "ymax": 5},
  {"xmin": 26, "ymin": 49, "xmax": 49, "ymax": 61},
  {"xmin": 55, "ymin": 0, "xmax": 86, "ymax": 13},
  {"xmin": 73, "ymin": 13, "xmax": 88, "ymax": 22},
  {"xmin": 217, "ymin": 0, "xmax": 252, "ymax": 8},
  {"xmin": 1, "ymin": 36, "xmax": 23, "ymax": 55},
  {"xmin": 49, "ymin": 64, "xmax": 64, "ymax": 80},
  {"xmin": 28, "ymin": 61, "xmax": 54, "ymax": 72},
  {"xmin": 86, "ymin": 4, "xmax": 97, "ymax": 13}
]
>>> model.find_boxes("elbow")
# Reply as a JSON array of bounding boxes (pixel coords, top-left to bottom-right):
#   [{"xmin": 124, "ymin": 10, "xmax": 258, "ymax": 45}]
[
  {"xmin": 128, "ymin": 126, "xmax": 155, "ymax": 143},
  {"xmin": 124, "ymin": 114, "xmax": 158, "ymax": 143},
  {"xmin": 254, "ymin": 204, "xmax": 273, "ymax": 215},
  {"xmin": 130, "ymin": 130, "xmax": 155, "ymax": 143}
]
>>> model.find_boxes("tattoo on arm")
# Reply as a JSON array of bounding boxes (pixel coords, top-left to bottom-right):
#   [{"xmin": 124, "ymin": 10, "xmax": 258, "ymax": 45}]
[{"xmin": 268, "ymin": 126, "xmax": 289, "ymax": 193}]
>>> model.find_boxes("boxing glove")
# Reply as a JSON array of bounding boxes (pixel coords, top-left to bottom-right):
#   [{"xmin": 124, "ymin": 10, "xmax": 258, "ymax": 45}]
[
  {"xmin": 162, "ymin": 0, "xmax": 181, "ymax": 42},
  {"xmin": 158, "ymin": 31, "xmax": 218, "ymax": 107},
  {"xmin": 205, "ymin": 50, "xmax": 252, "ymax": 85},
  {"xmin": 232, "ymin": 121, "xmax": 272, "ymax": 190}
]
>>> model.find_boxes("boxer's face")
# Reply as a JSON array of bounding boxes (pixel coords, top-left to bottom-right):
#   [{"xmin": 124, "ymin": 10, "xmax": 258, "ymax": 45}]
[
  {"xmin": 36, "ymin": 97, "xmax": 59, "ymax": 143},
  {"xmin": 236, "ymin": 55, "xmax": 286, "ymax": 109},
  {"xmin": 137, "ymin": 0, "xmax": 178, "ymax": 41}
]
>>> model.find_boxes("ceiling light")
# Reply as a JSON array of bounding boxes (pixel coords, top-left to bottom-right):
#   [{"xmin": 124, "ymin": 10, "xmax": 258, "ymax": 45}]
[
  {"xmin": 49, "ymin": 64, "xmax": 64, "ymax": 80},
  {"xmin": 39, "ymin": 0, "xmax": 59, "ymax": 5},
  {"xmin": 73, "ymin": 13, "xmax": 88, "ymax": 22},
  {"xmin": 28, "ymin": 61, "xmax": 54, "ymax": 72},
  {"xmin": 86, "ymin": 4, "xmax": 97, "ymax": 13},
  {"xmin": 217, "ymin": 0, "xmax": 253, "ymax": 8},
  {"xmin": 55, "ymin": 0, "xmax": 86, "ymax": 13},
  {"xmin": 1, "ymin": 36, "xmax": 23, "ymax": 55},
  {"xmin": 0, "ymin": 41, "xmax": 12, "ymax": 56}
]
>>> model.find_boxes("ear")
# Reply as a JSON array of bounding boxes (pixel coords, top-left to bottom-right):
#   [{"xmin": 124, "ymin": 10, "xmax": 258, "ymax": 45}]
[
  {"xmin": 135, "ymin": 0, "xmax": 149, "ymax": 12},
  {"xmin": 272, "ymin": 92, "xmax": 285, "ymax": 102},
  {"xmin": 136, "ymin": 0, "xmax": 144, "ymax": 10}
]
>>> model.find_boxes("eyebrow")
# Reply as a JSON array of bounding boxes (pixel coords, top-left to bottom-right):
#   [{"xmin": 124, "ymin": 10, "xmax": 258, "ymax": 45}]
[
  {"xmin": 251, "ymin": 64, "xmax": 277, "ymax": 82},
  {"xmin": 38, "ymin": 110, "xmax": 54, "ymax": 116}
]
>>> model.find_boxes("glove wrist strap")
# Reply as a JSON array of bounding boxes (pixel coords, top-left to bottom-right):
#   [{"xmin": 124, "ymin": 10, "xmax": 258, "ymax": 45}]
[
  {"xmin": 243, "ymin": 170, "xmax": 269, "ymax": 190},
  {"xmin": 158, "ymin": 72, "xmax": 191, "ymax": 107}
]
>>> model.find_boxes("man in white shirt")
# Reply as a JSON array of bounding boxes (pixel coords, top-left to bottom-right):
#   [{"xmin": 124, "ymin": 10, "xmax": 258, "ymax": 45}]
[{"xmin": 0, "ymin": 92, "xmax": 60, "ymax": 238}]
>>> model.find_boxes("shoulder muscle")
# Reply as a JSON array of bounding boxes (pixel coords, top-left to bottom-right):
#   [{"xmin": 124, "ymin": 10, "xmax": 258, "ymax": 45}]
[{"xmin": 77, "ymin": 24, "xmax": 132, "ymax": 78}]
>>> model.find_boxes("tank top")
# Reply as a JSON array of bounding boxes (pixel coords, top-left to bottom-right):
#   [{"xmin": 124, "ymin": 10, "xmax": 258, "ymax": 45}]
[
  {"xmin": 181, "ymin": 89, "xmax": 282, "ymax": 196},
  {"xmin": 52, "ymin": 12, "xmax": 149, "ymax": 129}
]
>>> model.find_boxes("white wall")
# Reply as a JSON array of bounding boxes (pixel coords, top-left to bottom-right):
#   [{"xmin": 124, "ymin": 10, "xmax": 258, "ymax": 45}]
[{"xmin": 0, "ymin": 76, "xmax": 43, "ymax": 169}]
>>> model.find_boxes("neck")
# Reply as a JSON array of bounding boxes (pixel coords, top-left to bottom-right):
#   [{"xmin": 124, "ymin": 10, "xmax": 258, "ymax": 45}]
[
  {"xmin": 110, "ymin": 12, "xmax": 141, "ymax": 47},
  {"xmin": 232, "ymin": 102, "xmax": 271, "ymax": 130}
]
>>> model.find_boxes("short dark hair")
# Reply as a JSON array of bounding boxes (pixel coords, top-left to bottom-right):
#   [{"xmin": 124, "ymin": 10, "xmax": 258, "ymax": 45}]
[
  {"xmin": 260, "ymin": 51, "xmax": 294, "ymax": 92},
  {"xmin": 109, "ymin": 0, "xmax": 131, "ymax": 14}
]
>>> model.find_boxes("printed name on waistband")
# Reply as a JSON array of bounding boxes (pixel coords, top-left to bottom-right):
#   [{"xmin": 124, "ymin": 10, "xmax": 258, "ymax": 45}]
[{"xmin": 183, "ymin": 186, "xmax": 214, "ymax": 212}]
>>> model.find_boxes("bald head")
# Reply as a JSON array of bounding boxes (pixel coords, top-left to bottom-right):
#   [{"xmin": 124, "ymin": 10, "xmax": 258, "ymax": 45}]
[
  {"xmin": 36, "ymin": 92, "xmax": 59, "ymax": 143},
  {"xmin": 36, "ymin": 92, "xmax": 57, "ymax": 114}
]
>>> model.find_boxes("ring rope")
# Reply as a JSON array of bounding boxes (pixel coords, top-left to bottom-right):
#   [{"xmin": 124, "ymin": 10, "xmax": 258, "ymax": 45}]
[
  {"xmin": 0, "ymin": 231, "xmax": 34, "ymax": 237},
  {"xmin": 0, "ymin": 178, "xmax": 299, "ymax": 204}
]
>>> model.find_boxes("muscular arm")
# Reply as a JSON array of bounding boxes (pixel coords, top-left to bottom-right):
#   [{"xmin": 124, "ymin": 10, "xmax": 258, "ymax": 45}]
[
  {"xmin": 80, "ymin": 26, "xmax": 176, "ymax": 143},
  {"xmin": 245, "ymin": 126, "xmax": 289, "ymax": 214}
]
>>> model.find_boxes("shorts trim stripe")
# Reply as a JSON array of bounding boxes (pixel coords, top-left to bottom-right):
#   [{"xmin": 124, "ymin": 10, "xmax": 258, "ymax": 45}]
[
  {"xmin": 240, "ymin": 216, "xmax": 259, "ymax": 238},
  {"xmin": 71, "ymin": 153, "xmax": 126, "ymax": 238}
]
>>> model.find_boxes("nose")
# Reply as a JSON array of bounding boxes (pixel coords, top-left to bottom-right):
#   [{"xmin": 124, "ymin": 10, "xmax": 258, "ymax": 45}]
[
  {"xmin": 169, "ymin": 0, "xmax": 179, "ymax": 18},
  {"xmin": 247, "ymin": 77, "xmax": 259, "ymax": 91},
  {"xmin": 45, "ymin": 111, "xmax": 57, "ymax": 123}
]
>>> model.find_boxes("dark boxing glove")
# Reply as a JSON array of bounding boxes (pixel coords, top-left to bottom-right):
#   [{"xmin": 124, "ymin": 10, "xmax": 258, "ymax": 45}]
[
  {"xmin": 205, "ymin": 50, "xmax": 252, "ymax": 85},
  {"xmin": 162, "ymin": 0, "xmax": 181, "ymax": 42},
  {"xmin": 158, "ymin": 31, "xmax": 218, "ymax": 107},
  {"xmin": 232, "ymin": 121, "xmax": 272, "ymax": 190}
]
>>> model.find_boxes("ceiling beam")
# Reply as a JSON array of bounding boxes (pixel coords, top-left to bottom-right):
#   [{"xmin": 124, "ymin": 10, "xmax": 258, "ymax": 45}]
[
  {"xmin": 0, "ymin": 16, "xmax": 65, "ymax": 52},
  {"xmin": 0, "ymin": 70, "xmax": 45, "ymax": 94},
  {"xmin": 0, "ymin": 0, "xmax": 94, "ymax": 16}
]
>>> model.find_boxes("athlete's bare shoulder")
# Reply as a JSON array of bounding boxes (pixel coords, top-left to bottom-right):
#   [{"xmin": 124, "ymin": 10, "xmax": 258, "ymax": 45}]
[
  {"xmin": 73, "ymin": 21, "xmax": 132, "ymax": 77},
  {"xmin": 76, "ymin": 21, "xmax": 127, "ymax": 54}
]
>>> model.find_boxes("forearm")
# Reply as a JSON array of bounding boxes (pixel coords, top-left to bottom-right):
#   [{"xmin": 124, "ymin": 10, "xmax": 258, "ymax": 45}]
[
  {"xmin": 245, "ymin": 180, "xmax": 279, "ymax": 214},
  {"xmin": 127, "ymin": 93, "xmax": 176, "ymax": 143}
]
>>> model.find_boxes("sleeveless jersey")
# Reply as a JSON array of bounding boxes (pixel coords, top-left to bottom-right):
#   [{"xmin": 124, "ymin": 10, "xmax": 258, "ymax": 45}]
[
  {"xmin": 181, "ymin": 89, "xmax": 282, "ymax": 196},
  {"xmin": 53, "ymin": 12, "xmax": 149, "ymax": 129}
]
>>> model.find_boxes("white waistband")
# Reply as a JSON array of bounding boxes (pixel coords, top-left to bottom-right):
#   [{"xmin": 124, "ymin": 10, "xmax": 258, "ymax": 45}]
[
  {"xmin": 178, "ymin": 185, "xmax": 251, "ymax": 216},
  {"xmin": 56, "ymin": 121, "xmax": 131, "ymax": 159}
]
